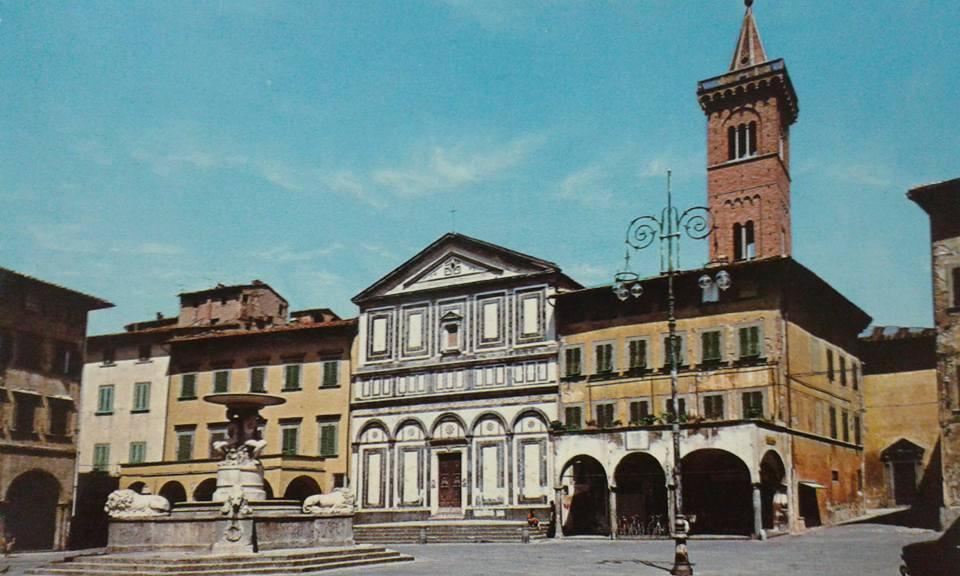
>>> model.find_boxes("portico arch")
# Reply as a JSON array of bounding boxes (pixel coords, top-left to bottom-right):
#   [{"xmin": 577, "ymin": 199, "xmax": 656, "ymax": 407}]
[
  {"xmin": 681, "ymin": 448, "xmax": 752, "ymax": 535},
  {"xmin": 192, "ymin": 478, "xmax": 217, "ymax": 502},
  {"xmin": 559, "ymin": 455, "xmax": 609, "ymax": 536},
  {"xmin": 284, "ymin": 475, "xmax": 321, "ymax": 502},
  {"xmin": 614, "ymin": 452, "xmax": 668, "ymax": 535},
  {"xmin": 760, "ymin": 450, "xmax": 787, "ymax": 531},
  {"xmin": 158, "ymin": 481, "xmax": 187, "ymax": 506},
  {"xmin": 5, "ymin": 470, "xmax": 60, "ymax": 550}
]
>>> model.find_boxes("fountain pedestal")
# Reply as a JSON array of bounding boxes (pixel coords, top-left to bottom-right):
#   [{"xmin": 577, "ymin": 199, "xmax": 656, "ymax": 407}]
[{"xmin": 206, "ymin": 394, "xmax": 283, "ymax": 504}]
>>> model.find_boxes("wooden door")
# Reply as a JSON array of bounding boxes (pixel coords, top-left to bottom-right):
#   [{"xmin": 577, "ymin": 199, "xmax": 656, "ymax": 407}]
[
  {"xmin": 438, "ymin": 453, "xmax": 462, "ymax": 508},
  {"xmin": 893, "ymin": 461, "xmax": 917, "ymax": 505}
]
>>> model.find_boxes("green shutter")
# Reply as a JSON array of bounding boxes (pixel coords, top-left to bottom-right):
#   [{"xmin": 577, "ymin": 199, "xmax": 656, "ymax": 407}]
[
  {"xmin": 133, "ymin": 382, "xmax": 150, "ymax": 411},
  {"xmin": 250, "ymin": 367, "xmax": 266, "ymax": 392},
  {"xmin": 214, "ymin": 371, "xmax": 229, "ymax": 393},
  {"xmin": 319, "ymin": 423, "xmax": 337, "ymax": 457},
  {"xmin": 181, "ymin": 374, "xmax": 197, "ymax": 399},
  {"xmin": 177, "ymin": 433, "xmax": 193, "ymax": 461},
  {"xmin": 282, "ymin": 427, "xmax": 299, "ymax": 455},
  {"xmin": 322, "ymin": 362, "xmax": 339, "ymax": 387},
  {"xmin": 285, "ymin": 364, "xmax": 301, "ymax": 390},
  {"xmin": 97, "ymin": 386, "xmax": 114, "ymax": 413}
]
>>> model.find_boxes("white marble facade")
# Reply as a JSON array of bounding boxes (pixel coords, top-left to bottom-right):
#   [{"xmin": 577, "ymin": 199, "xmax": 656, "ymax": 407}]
[{"xmin": 350, "ymin": 233, "xmax": 579, "ymax": 519}]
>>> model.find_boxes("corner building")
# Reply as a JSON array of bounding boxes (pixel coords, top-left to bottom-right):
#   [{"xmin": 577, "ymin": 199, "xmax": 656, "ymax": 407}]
[{"xmin": 350, "ymin": 233, "xmax": 580, "ymax": 523}]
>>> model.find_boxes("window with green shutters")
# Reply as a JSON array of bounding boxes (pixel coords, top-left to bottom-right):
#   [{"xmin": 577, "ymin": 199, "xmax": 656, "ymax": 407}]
[
  {"xmin": 564, "ymin": 348, "xmax": 582, "ymax": 377},
  {"xmin": 93, "ymin": 443, "xmax": 110, "ymax": 471},
  {"xmin": 742, "ymin": 391, "xmax": 764, "ymax": 419},
  {"xmin": 628, "ymin": 339, "xmax": 647, "ymax": 370},
  {"xmin": 629, "ymin": 400, "xmax": 649, "ymax": 423},
  {"xmin": 738, "ymin": 326, "xmax": 761, "ymax": 359},
  {"xmin": 96, "ymin": 385, "xmax": 114, "ymax": 414},
  {"xmin": 132, "ymin": 382, "xmax": 150, "ymax": 412},
  {"xmin": 180, "ymin": 374, "xmax": 197, "ymax": 399},
  {"xmin": 281, "ymin": 423, "xmax": 300, "ymax": 455},
  {"xmin": 284, "ymin": 364, "xmax": 301, "ymax": 391},
  {"xmin": 828, "ymin": 406, "xmax": 837, "ymax": 439},
  {"xmin": 704, "ymin": 395, "xmax": 724, "ymax": 420},
  {"xmin": 839, "ymin": 356, "xmax": 847, "ymax": 386},
  {"xmin": 564, "ymin": 406, "xmax": 583, "ymax": 429},
  {"xmin": 176, "ymin": 429, "xmax": 194, "ymax": 461},
  {"xmin": 595, "ymin": 343, "xmax": 613, "ymax": 374},
  {"xmin": 665, "ymin": 398, "xmax": 686, "ymax": 418},
  {"xmin": 321, "ymin": 361, "xmax": 339, "ymax": 388},
  {"xmin": 318, "ymin": 420, "xmax": 338, "ymax": 457},
  {"xmin": 128, "ymin": 441, "xmax": 146, "ymax": 464},
  {"xmin": 213, "ymin": 371, "xmax": 230, "ymax": 393},
  {"xmin": 701, "ymin": 331, "xmax": 722, "ymax": 364},
  {"xmin": 596, "ymin": 403, "xmax": 615, "ymax": 427},
  {"xmin": 662, "ymin": 335, "xmax": 686, "ymax": 368},
  {"xmin": 249, "ymin": 367, "xmax": 266, "ymax": 393}
]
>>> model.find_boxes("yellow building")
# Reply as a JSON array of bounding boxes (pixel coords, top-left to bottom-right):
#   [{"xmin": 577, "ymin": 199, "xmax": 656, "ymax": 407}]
[{"xmin": 553, "ymin": 258, "xmax": 870, "ymax": 537}]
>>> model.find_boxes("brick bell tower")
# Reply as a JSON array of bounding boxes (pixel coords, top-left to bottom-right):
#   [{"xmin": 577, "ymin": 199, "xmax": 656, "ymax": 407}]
[{"xmin": 697, "ymin": 0, "xmax": 798, "ymax": 262}]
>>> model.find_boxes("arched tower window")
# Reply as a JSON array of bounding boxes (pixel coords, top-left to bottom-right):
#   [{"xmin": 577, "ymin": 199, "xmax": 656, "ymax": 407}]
[
  {"xmin": 733, "ymin": 221, "xmax": 756, "ymax": 261},
  {"xmin": 727, "ymin": 121, "xmax": 759, "ymax": 161}
]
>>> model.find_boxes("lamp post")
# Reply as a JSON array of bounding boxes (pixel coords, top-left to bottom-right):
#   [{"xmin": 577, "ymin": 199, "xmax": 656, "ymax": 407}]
[{"xmin": 612, "ymin": 171, "xmax": 729, "ymax": 576}]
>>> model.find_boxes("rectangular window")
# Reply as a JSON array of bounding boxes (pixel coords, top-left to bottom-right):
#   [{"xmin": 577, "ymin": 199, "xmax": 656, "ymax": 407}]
[
  {"xmin": 831, "ymin": 470, "xmax": 840, "ymax": 483},
  {"xmin": 176, "ymin": 428, "xmax": 194, "ymax": 461},
  {"xmin": 14, "ymin": 396, "xmax": 36, "ymax": 433},
  {"xmin": 853, "ymin": 415, "xmax": 861, "ymax": 445},
  {"xmin": 738, "ymin": 326, "xmax": 761, "ymax": 359},
  {"xmin": 665, "ymin": 398, "xmax": 687, "ymax": 418},
  {"xmin": 853, "ymin": 362, "xmax": 860, "ymax": 390},
  {"xmin": 628, "ymin": 339, "xmax": 647, "ymax": 370},
  {"xmin": 128, "ymin": 441, "xmax": 146, "ymax": 464},
  {"xmin": 213, "ymin": 370, "xmax": 230, "ymax": 394},
  {"xmin": 209, "ymin": 426, "xmax": 228, "ymax": 458},
  {"xmin": 629, "ymin": 400, "xmax": 649, "ymax": 423},
  {"xmin": 521, "ymin": 296, "xmax": 540, "ymax": 336},
  {"xmin": 840, "ymin": 356, "xmax": 847, "ymax": 387},
  {"xmin": 249, "ymin": 367, "xmax": 266, "ymax": 393},
  {"xmin": 321, "ymin": 361, "xmax": 339, "ymax": 388},
  {"xmin": 48, "ymin": 400, "xmax": 70, "ymax": 436},
  {"xmin": 704, "ymin": 395, "xmax": 725, "ymax": 420},
  {"xmin": 829, "ymin": 406, "xmax": 838, "ymax": 439},
  {"xmin": 841, "ymin": 409, "xmax": 850, "ymax": 442},
  {"xmin": 284, "ymin": 364, "xmax": 302, "ymax": 390},
  {"xmin": 97, "ymin": 385, "xmax": 114, "ymax": 414},
  {"xmin": 318, "ymin": 419, "xmax": 339, "ymax": 457},
  {"xmin": 138, "ymin": 344, "xmax": 151, "ymax": 362},
  {"xmin": 564, "ymin": 348, "xmax": 582, "ymax": 377},
  {"xmin": 742, "ymin": 391, "xmax": 763, "ymax": 419},
  {"xmin": 482, "ymin": 301, "xmax": 500, "ymax": 341},
  {"xmin": 93, "ymin": 444, "xmax": 111, "ymax": 471},
  {"xmin": 281, "ymin": 422, "xmax": 300, "ymax": 455},
  {"xmin": 596, "ymin": 403, "xmax": 616, "ymax": 427},
  {"xmin": 102, "ymin": 347, "xmax": 115, "ymax": 365},
  {"xmin": 180, "ymin": 374, "xmax": 197, "ymax": 399},
  {"xmin": 595, "ymin": 343, "xmax": 614, "ymax": 374},
  {"xmin": 701, "ymin": 330, "xmax": 722, "ymax": 364},
  {"xmin": 371, "ymin": 316, "xmax": 388, "ymax": 353},
  {"xmin": 564, "ymin": 406, "xmax": 583, "ymax": 429},
  {"xmin": 827, "ymin": 349, "xmax": 835, "ymax": 382},
  {"xmin": 132, "ymin": 381, "xmax": 150, "ymax": 412},
  {"xmin": 406, "ymin": 312, "xmax": 423, "ymax": 350},
  {"xmin": 662, "ymin": 334, "xmax": 686, "ymax": 368},
  {"xmin": 442, "ymin": 322, "xmax": 461, "ymax": 352}
]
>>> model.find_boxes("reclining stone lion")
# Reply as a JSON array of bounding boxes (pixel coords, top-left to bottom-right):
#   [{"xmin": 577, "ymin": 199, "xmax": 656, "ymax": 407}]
[
  {"xmin": 302, "ymin": 488, "xmax": 355, "ymax": 515},
  {"xmin": 104, "ymin": 489, "xmax": 171, "ymax": 518}
]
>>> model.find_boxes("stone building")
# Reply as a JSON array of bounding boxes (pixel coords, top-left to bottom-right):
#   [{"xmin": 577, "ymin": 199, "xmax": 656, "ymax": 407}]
[
  {"xmin": 908, "ymin": 177, "xmax": 960, "ymax": 528},
  {"xmin": 858, "ymin": 327, "xmax": 939, "ymax": 511},
  {"xmin": 0, "ymin": 267, "xmax": 111, "ymax": 550},
  {"xmin": 118, "ymin": 286, "xmax": 355, "ymax": 506},
  {"xmin": 349, "ymin": 233, "xmax": 580, "ymax": 523}
]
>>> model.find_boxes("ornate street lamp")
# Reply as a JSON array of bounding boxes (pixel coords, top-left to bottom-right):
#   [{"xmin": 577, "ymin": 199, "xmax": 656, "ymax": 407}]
[{"xmin": 613, "ymin": 171, "xmax": 729, "ymax": 576}]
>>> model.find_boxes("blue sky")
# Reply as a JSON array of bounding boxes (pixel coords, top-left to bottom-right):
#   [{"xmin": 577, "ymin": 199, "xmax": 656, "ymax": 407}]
[{"xmin": 1, "ymin": 1, "xmax": 956, "ymax": 335}]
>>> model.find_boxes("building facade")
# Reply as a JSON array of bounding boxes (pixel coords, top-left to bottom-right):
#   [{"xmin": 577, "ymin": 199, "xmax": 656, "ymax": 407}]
[
  {"xmin": 908, "ymin": 177, "xmax": 960, "ymax": 528},
  {"xmin": 0, "ymin": 267, "xmax": 111, "ymax": 550},
  {"xmin": 349, "ymin": 233, "xmax": 580, "ymax": 523}
]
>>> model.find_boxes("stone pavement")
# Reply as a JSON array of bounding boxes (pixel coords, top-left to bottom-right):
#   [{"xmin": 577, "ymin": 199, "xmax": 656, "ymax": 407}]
[{"xmin": 0, "ymin": 523, "xmax": 937, "ymax": 576}]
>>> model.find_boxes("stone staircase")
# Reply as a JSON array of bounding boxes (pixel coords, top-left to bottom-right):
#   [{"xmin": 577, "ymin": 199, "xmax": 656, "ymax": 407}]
[
  {"xmin": 354, "ymin": 520, "xmax": 549, "ymax": 544},
  {"xmin": 26, "ymin": 545, "xmax": 413, "ymax": 575}
]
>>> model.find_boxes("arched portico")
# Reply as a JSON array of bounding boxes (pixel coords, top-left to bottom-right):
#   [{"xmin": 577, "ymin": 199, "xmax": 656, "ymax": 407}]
[
  {"xmin": 158, "ymin": 481, "xmax": 187, "ymax": 506},
  {"xmin": 192, "ymin": 478, "xmax": 217, "ymax": 502},
  {"xmin": 284, "ymin": 475, "xmax": 321, "ymax": 502},
  {"xmin": 681, "ymin": 448, "xmax": 752, "ymax": 535},
  {"xmin": 559, "ymin": 455, "xmax": 609, "ymax": 536},
  {"xmin": 614, "ymin": 452, "xmax": 668, "ymax": 536},
  {"xmin": 5, "ymin": 470, "xmax": 61, "ymax": 550},
  {"xmin": 760, "ymin": 450, "xmax": 787, "ymax": 532}
]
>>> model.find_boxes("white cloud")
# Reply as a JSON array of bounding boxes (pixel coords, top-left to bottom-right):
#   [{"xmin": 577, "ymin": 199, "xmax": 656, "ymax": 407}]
[
  {"xmin": 567, "ymin": 262, "xmax": 612, "ymax": 286},
  {"xmin": 252, "ymin": 243, "xmax": 345, "ymax": 263},
  {"xmin": 554, "ymin": 162, "xmax": 615, "ymax": 208},
  {"xmin": 26, "ymin": 224, "xmax": 97, "ymax": 254}
]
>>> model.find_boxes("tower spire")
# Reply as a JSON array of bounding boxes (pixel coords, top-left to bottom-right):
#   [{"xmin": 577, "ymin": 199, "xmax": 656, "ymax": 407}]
[{"xmin": 730, "ymin": 0, "xmax": 768, "ymax": 71}]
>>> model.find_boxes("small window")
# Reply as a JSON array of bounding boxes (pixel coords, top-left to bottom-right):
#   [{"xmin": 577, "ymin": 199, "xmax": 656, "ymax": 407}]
[
  {"xmin": 208, "ymin": 426, "xmax": 228, "ymax": 458},
  {"xmin": 333, "ymin": 473, "xmax": 346, "ymax": 488},
  {"xmin": 665, "ymin": 398, "xmax": 687, "ymax": 418},
  {"xmin": 318, "ymin": 418, "xmax": 339, "ymax": 457},
  {"xmin": 627, "ymin": 339, "xmax": 647, "ymax": 371},
  {"xmin": 733, "ymin": 221, "xmax": 756, "ymax": 262},
  {"xmin": 564, "ymin": 348, "xmax": 582, "ymax": 377},
  {"xmin": 321, "ymin": 361, "xmax": 339, "ymax": 388},
  {"xmin": 595, "ymin": 343, "xmax": 614, "ymax": 374},
  {"xmin": 701, "ymin": 330, "xmax": 722, "ymax": 364},
  {"xmin": 138, "ymin": 344, "xmax": 151, "ymax": 362},
  {"xmin": 852, "ymin": 362, "xmax": 860, "ymax": 390},
  {"xmin": 132, "ymin": 382, "xmax": 150, "ymax": 412},
  {"xmin": 629, "ymin": 400, "xmax": 649, "ymax": 423},
  {"xmin": 854, "ymin": 415, "xmax": 862, "ymax": 446},
  {"xmin": 281, "ymin": 422, "xmax": 300, "ymax": 455},
  {"xmin": 742, "ymin": 391, "xmax": 763, "ymax": 419},
  {"xmin": 180, "ymin": 374, "xmax": 197, "ymax": 399},
  {"xmin": 564, "ymin": 406, "xmax": 583, "ymax": 429},
  {"xmin": 48, "ymin": 400, "xmax": 70, "ymax": 436},
  {"xmin": 831, "ymin": 470, "xmax": 840, "ymax": 483},
  {"xmin": 841, "ymin": 409, "xmax": 849, "ymax": 442},
  {"xmin": 102, "ymin": 347, "xmax": 116, "ymax": 365},
  {"xmin": 14, "ymin": 396, "xmax": 36, "ymax": 433},
  {"xmin": 249, "ymin": 366, "xmax": 266, "ymax": 393},
  {"xmin": 596, "ymin": 403, "xmax": 616, "ymax": 427},
  {"xmin": 97, "ymin": 385, "xmax": 114, "ymax": 414},
  {"xmin": 176, "ymin": 428, "xmax": 194, "ymax": 461},
  {"xmin": 728, "ymin": 121, "xmax": 758, "ymax": 161},
  {"xmin": 93, "ymin": 444, "xmax": 111, "ymax": 471},
  {"xmin": 826, "ymin": 349, "xmax": 835, "ymax": 382},
  {"xmin": 829, "ymin": 406, "xmax": 838, "ymax": 439},
  {"xmin": 128, "ymin": 441, "xmax": 146, "ymax": 464},
  {"xmin": 442, "ymin": 322, "xmax": 461, "ymax": 352},
  {"xmin": 738, "ymin": 326, "xmax": 761, "ymax": 359},
  {"xmin": 704, "ymin": 395, "xmax": 725, "ymax": 420},
  {"xmin": 213, "ymin": 371, "xmax": 230, "ymax": 394},
  {"xmin": 662, "ymin": 334, "xmax": 687, "ymax": 369},
  {"xmin": 283, "ymin": 364, "xmax": 302, "ymax": 391}
]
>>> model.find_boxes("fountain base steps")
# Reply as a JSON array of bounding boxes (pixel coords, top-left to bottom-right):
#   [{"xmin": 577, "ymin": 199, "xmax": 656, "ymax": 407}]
[
  {"xmin": 354, "ymin": 520, "xmax": 549, "ymax": 544},
  {"xmin": 25, "ymin": 545, "xmax": 413, "ymax": 576}
]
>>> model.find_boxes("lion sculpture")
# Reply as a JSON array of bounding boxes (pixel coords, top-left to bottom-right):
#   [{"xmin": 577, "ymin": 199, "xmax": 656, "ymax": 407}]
[
  {"xmin": 104, "ymin": 489, "xmax": 171, "ymax": 518},
  {"xmin": 302, "ymin": 487, "xmax": 355, "ymax": 515}
]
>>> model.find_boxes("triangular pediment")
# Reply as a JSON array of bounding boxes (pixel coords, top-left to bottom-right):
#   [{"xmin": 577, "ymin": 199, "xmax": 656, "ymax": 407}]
[{"xmin": 353, "ymin": 233, "xmax": 567, "ymax": 303}]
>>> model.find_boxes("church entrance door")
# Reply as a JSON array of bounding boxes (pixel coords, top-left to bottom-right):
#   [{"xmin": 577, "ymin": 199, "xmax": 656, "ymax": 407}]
[{"xmin": 437, "ymin": 453, "xmax": 462, "ymax": 509}]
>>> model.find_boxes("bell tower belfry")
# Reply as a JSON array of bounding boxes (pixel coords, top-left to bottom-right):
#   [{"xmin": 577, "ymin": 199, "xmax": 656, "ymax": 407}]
[{"xmin": 697, "ymin": 1, "xmax": 798, "ymax": 262}]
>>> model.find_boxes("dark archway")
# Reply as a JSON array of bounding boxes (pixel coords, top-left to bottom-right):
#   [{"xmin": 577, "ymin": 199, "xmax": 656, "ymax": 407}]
[
  {"xmin": 284, "ymin": 476, "xmax": 321, "ymax": 502},
  {"xmin": 560, "ymin": 455, "xmax": 609, "ymax": 536},
  {"xmin": 760, "ymin": 451, "xmax": 786, "ymax": 531},
  {"xmin": 158, "ymin": 481, "xmax": 187, "ymax": 506},
  {"xmin": 681, "ymin": 449, "xmax": 752, "ymax": 535},
  {"xmin": 192, "ymin": 478, "xmax": 217, "ymax": 502},
  {"xmin": 127, "ymin": 482, "xmax": 146, "ymax": 494},
  {"xmin": 614, "ymin": 452, "xmax": 668, "ymax": 536},
  {"xmin": 6, "ymin": 470, "xmax": 60, "ymax": 550},
  {"xmin": 263, "ymin": 479, "xmax": 274, "ymax": 500}
]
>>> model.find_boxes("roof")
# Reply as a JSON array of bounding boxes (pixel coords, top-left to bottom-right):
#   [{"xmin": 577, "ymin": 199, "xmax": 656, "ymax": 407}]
[
  {"xmin": 859, "ymin": 325, "xmax": 936, "ymax": 341},
  {"xmin": 168, "ymin": 318, "xmax": 357, "ymax": 343},
  {"xmin": 0, "ymin": 266, "xmax": 113, "ymax": 310},
  {"xmin": 907, "ymin": 177, "xmax": 960, "ymax": 213},
  {"xmin": 178, "ymin": 279, "xmax": 287, "ymax": 303},
  {"xmin": 730, "ymin": 2, "xmax": 767, "ymax": 72},
  {"xmin": 290, "ymin": 308, "xmax": 340, "ymax": 320}
]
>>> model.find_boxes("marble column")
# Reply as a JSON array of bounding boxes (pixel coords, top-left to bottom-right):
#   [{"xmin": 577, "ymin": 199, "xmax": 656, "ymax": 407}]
[
  {"xmin": 554, "ymin": 487, "xmax": 565, "ymax": 539},
  {"xmin": 752, "ymin": 483, "xmax": 764, "ymax": 540},
  {"xmin": 608, "ymin": 484, "xmax": 618, "ymax": 539}
]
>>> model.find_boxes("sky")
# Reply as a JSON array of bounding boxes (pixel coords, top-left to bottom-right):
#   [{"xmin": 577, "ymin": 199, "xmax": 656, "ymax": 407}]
[{"xmin": 1, "ymin": 1, "xmax": 956, "ymax": 335}]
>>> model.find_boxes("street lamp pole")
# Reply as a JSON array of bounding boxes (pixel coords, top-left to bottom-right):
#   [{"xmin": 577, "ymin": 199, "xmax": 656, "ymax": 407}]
[{"xmin": 612, "ymin": 171, "xmax": 718, "ymax": 576}]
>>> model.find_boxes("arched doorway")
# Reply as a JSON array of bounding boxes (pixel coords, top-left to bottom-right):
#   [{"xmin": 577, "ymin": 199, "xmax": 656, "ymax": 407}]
[
  {"xmin": 6, "ymin": 470, "xmax": 60, "ymax": 550},
  {"xmin": 284, "ymin": 476, "xmax": 321, "ymax": 502},
  {"xmin": 560, "ymin": 455, "xmax": 609, "ymax": 536},
  {"xmin": 158, "ymin": 481, "xmax": 187, "ymax": 506},
  {"xmin": 192, "ymin": 478, "xmax": 217, "ymax": 502},
  {"xmin": 759, "ymin": 451, "xmax": 787, "ymax": 531},
  {"xmin": 614, "ymin": 452, "xmax": 667, "ymax": 536},
  {"xmin": 881, "ymin": 439, "xmax": 924, "ymax": 506},
  {"xmin": 681, "ymin": 449, "xmax": 752, "ymax": 535}
]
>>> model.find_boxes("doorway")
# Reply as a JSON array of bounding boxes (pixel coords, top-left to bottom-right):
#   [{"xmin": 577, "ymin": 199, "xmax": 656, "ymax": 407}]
[{"xmin": 437, "ymin": 453, "xmax": 462, "ymax": 509}]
